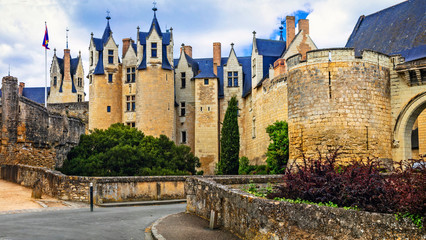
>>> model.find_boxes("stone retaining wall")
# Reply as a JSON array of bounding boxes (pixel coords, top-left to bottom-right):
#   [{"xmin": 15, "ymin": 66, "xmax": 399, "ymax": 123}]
[
  {"xmin": 0, "ymin": 164, "xmax": 186, "ymax": 203},
  {"xmin": 185, "ymin": 176, "xmax": 425, "ymax": 240}
]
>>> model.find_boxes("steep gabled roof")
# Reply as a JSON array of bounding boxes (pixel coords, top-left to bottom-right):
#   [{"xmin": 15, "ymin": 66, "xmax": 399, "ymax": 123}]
[
  {"xmin": 148, "ymin": 12, "xmax": 163, "ymax": 38},
  {"xmin": 346, "ymin": 0, "xmax": 426, "ymax": 62},
  {"xmin": 256, "ymin": 38, "xmax": 286, "ymax": 57}
]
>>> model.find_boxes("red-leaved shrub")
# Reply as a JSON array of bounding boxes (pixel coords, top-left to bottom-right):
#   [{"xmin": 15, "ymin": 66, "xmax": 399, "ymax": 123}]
[{"xmin": 268, "ymin": 149, "xmax": 426, "ymax": 219}]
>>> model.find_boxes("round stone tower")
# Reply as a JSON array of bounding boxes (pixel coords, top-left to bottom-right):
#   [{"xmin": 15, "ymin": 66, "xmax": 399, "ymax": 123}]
[{"xmin": 286, "ymin": 48, "xmax": 392, "ymax": 165}]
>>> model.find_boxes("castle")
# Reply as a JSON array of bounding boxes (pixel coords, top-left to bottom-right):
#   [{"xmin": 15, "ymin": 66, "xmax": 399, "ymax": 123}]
[{"xmin": 85, "ymin": 0, "xmax": 425, "ymax": 174}]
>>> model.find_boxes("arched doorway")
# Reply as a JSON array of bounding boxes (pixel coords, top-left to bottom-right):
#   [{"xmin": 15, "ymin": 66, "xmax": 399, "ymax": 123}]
[{"xmin": 393, "ymin": 92, "xmax": 426, "ymax": 161}]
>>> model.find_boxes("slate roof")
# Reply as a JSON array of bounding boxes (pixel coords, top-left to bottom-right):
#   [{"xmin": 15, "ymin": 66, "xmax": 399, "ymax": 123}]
[
  {"xmin": 55, "ymin": 54, "xmax": 79, "ymax": 93},
  {"xmin": 137, "ymin": 13, "xmax": 172, "ymax": 70},
  {"xmin": 178, "ymin": 55, "xmax": 252, "ymax": 99},
  {"xmin": 256, "ymin": 38, "xmax": 286, "ymax": 57},
  {"xmin": 0, "ymin": 87, "xmax": 51, "ymax": 104},
  {"xmin": 345, "ymin": 0, "xmax": 426, "ymax": 62}
]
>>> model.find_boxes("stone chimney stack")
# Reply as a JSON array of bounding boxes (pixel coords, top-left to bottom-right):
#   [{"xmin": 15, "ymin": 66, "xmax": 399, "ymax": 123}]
[
  {"xmin": 63, "ymin": 49, "xmax": 71, "ymax": 82},
  {"xmin": 122, "ymin": 38, "xmax": 132, "ymax": 58},
  {"xmin": 298, "ymin": 19, "xmax": 309, "ymax": 35},
  {"xmin": 184, "ymin": 45, "xmax": 192, "ymax": 58},
  {"xmin": 213, "ymin": 42, "xmax": 221, "ymax": 75},
  {"xmin": 18, "ymin": 82, "xmax": 25, "ymax": 95},
  {"xmin": 286, "ymin": 16, "xmax": 295, "ymax": 48}
]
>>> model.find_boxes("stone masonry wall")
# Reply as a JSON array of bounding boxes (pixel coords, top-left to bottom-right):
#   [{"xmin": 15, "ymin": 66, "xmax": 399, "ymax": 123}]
[
  {"xmin": 1, "ymin": 76, "xmax": 86, "ymax": 169},
  {"xmin": 185, "ymin": 176, "xmax": 425, "ymax": 240},
  {"xmin": 240, "ymin": 74, "xmax": 288, "ymax": 165},
  {"xmin": 286, "ymin": 49, "xmax": 392, "ymax": 165},
  {"xmin": 1, "ymin": 164, "xmax": 186, "ymax": 203},
  {"xmin": 48, "ymin": 102, "xmax": 89, "ymax": 134}
]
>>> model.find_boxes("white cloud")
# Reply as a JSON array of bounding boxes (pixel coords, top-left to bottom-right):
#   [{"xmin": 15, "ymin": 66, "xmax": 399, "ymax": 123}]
[{"xmin": 0, "ymin": 0, "xmax": 404, "ymax": 97}]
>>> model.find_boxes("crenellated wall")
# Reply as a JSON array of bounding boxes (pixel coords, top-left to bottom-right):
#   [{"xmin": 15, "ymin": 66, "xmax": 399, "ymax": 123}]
[
  {"xmin": 1, "ymin": 76, "xmax": 86, "ymax": 169},
  {"xmin": 286, "ymin": 49, "xmax": 392, "ymax": 165}
]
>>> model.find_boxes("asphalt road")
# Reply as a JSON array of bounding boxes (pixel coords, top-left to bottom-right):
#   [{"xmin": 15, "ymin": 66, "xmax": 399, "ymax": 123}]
[{"xmin": 0, "ymin": 203, "xmax": 186, "ymax": 240}]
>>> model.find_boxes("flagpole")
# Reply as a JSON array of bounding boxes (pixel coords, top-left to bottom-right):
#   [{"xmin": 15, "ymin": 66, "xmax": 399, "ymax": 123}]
[{"xmin": 44, "ymin": 22, "xmax": 47, "ymax": 108}]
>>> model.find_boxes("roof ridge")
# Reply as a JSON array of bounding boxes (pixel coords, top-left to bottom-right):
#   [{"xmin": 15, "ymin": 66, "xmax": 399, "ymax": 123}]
[{"xmin": 364, "ymin": 0, "xmax": 408, "ymax": 18}]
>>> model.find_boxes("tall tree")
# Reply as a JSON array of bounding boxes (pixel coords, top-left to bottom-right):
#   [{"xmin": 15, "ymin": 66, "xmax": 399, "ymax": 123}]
[{"xmin": 218, "ymin": 96, "xmax": 240, "ymax": 175}]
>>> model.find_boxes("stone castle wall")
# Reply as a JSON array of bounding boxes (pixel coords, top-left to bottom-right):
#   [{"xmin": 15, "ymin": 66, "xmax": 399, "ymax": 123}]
[
  {"xmin": 48, "ymin": 102, "xmax": 89, "ymax": 133},
  {"xmin": 136, "ymin": 66, "xmax": 175, "ymax": 140},
  {"xmin": 1, "ymin": 76, "xmax": 86, "ymax": 169},
  {"xmin": 240, "ymin": 74, "xmax": 288, "ymax": 164},
  {"xmin": 286, "ymin": 49, "xmax": 392, "ymax": 164}
]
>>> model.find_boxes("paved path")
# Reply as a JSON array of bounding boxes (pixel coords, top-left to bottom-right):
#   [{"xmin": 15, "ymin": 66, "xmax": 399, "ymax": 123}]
[
  {"xmin": 0, "ymin": 179, "xmax": 65, "ymax": 212},
  {"xmin": 0, "ymin": 203, "xmax": 186, "ymax": 240}
]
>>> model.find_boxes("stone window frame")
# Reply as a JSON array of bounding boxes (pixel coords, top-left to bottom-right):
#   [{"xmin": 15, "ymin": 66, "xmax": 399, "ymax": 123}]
[
  {"xmin": 77, "ymin": 77, "xmax": 83, "ymax": 87},
  {"xmin": 108, "ymin": 73, "xmax": 113, "ymax": 83},
  {"xmin": 53, "ymin": 76, "xmax": 57, "ymax": 87},
  {"xmin": 181, "ymin": 72, "xmax": 186, "ymax": 89},
  {"xmin": 77, "ymin": 94, "xmax": 82, "ymax": 102},
  {"xmin": 107, "ymin": 106, "xmax": 111, "ymax": 112},
  {"xmin": 126, "ymin": 95, "xmax": 136, "ymax": 112},
  {"xmin": 108, "ymin": 49, "xmax": 114, "ymax": 64},
  {"xmin": 204, "ymin": 79, "xmax": 209, "ymax": 85},
  {"xmin": 181, "ymin": 130, "xmax": 187, "ymax": 144},
  {"xmin": 151, "ymin": 42, "xmax": 158, "ymax": 58},
  {"xmin": 126, "ymin": 122, "xmax": 135, "ymax": 128},
  {"xmin": 126, "ymin": 67, "xmax": 136, "ymax": 83},
  {"xmin": 180, "ymin": 101, "xmax": 186, "ymax": 116},
  {"xmin": 227, "ymin": 71, "xmax": 238, "ymax": 87}
]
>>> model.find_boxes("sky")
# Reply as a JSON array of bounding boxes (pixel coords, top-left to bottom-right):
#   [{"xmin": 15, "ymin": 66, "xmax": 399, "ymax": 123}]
[{"xmin": 0, "ymin": 0, "xmax": 401, "ymax": 96}]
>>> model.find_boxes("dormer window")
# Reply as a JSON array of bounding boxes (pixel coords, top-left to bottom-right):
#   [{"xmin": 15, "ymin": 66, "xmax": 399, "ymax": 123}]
[
  {"xmin": 78, "ymin": 77, "xmax": 83, "ymax": 87},
  {"xmin": 181, "ymin": 72, "xmax": 186, "ymax": 88},
  {"xmin": 227, "ymin": 71, "xmax": 238, "ymax": 87},
  {"xmin": 151, "ymin": 43, "xmax": 157, "ymax": 58},
  {"xmin": 108, "ymin": 50, "xmax": 114, "ymax": 64}
]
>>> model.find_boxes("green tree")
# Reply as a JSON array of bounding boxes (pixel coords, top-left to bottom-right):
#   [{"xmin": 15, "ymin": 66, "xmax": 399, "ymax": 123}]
[
  {"xmin": 217, "ymin": 96, "xmax": 240, "ymax": 175},
  {"xmin": 265, "ymin": 121, "xmax": 289, "ymax": 174},
  {"xmin": 59, "ymin": 123, "xmax": 200, "ymax": 176}
]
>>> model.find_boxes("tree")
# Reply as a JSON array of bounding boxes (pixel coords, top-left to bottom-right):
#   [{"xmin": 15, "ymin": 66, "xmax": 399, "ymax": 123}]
[
  {"xmin": 217, "ymin": 96, "xmax": 240, "ymax": 175},
  {"xmin": 265, "ymin": 121, "xmax": 289, "ymax": 174},
  {"xmin": 59, "ymin": 123, "xmax": 200, "ymax": 176}
]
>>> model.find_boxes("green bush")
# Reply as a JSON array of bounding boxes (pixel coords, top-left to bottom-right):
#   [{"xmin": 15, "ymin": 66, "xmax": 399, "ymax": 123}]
[
  {"xmin": 265, "ymin": 121, "xmax": 289, "ymax": 174},
  {"xmin": 58, "ymin": 123, "xmax": 200, "ymax": 176},
  {"xmin": 238, "ymin": 156, "xmax": 268, "ymax": 175}
]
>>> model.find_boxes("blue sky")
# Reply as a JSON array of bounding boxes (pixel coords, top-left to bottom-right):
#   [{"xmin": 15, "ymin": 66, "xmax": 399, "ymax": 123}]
[{"xmin": 0, "ymin": 0, "xmax": 400, "ymax": 94}]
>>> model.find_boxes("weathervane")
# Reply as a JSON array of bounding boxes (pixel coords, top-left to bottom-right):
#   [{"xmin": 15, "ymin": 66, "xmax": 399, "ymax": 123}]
[
  {"xmin": 106, "ymin": 10, "xmax": 111, "ymax": 20},
  {"xmin": 152, "ymin": 1, "xmax": 157, "ymax": 12}
]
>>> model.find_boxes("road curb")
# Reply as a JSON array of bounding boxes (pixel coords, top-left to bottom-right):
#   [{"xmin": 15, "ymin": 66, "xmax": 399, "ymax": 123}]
[
  {"xmin": 97, "ymin": 199, "xmax": 186, "ymax": 207},
  {"xmin": 149, "ymin": 212, "xmax": 183, "ymax": 240}
]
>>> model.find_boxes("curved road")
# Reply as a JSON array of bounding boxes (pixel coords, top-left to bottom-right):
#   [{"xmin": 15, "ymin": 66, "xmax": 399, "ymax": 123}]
[{"xmin": 0, "ymin": 203, "xmax": 186, "ymax": 240}]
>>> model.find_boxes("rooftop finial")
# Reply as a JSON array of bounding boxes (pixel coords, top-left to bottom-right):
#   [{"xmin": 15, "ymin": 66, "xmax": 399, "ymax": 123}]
[
  {"xmin": 106, "ymin": 10, "xmax": 111, "ymax": 21},
  {"xmin": 253, "ymin": 30, "xmax": 256, "ymax": 37},
  {"xmin": 231, "ymin": 42, "xmax": 234, "ymax": 49},
  {"xmin": 152, "ymin": 1, "xmax": 157, "ymax": 12},
  {"xmin": 279, "ymin": 18, "xmax": 284, "ymax": 41},
  {"xmin": 8, "ymin": 64, "xmax": 10, "ymax": 76},
  {"xmin": 66, "ymin": 27, "xmax": 69, "ymax": 49}
]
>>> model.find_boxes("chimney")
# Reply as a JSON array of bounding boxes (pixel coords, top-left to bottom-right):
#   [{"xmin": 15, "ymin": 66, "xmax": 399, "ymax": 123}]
[
  {"xmin": 286, "ymin": 16, "xmax": 295, "ymax": 48},
  {"xmin": 213, "ymin": 42, "xmax": 221, "ymax": 75},
  {"xmin": 18, "ymin": 82, "xmax": 25, "ymax": 95},
  {"xmin": 273, "ymin": 59, "xmax": 287, "ymax": 77},
  {"xmin": 184, "ymin": 45, "xmax": 192, "ymax": 58},
  {"xmin": 64, "ymin": 49, "xmax": 71, "ymax": 82},
  {"xmin": 122, "ymin": 38, "xmax": 131, "ymax": 58},
  {"xmin": 298, "ymin": 19, "xmax": 309, "ymax": 35}
]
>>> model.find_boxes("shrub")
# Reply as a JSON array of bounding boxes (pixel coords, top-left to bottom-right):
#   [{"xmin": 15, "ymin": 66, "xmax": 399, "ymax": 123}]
[
  {"xmin": 265, "ymin": 121, "xmax": 289, "ymax": 174},
  {"xmin": 59, "ymin": 123, "xmax": 200, "ymax": 176},
  {"xmin": 267, "ymin": 149, "xmax": 425, "ymax": 227},
  {"xmin": 238, "ymin": 156, "xmax": 268, "ymax": 175}
]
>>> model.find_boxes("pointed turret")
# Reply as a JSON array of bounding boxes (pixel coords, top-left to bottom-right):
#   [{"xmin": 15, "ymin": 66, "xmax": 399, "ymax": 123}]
[
  {"xmin": 102, "ymin": 12, "xmax": 112, "ymax": 44},
  {"xmin": 148, "ymin": 5, "xmax": 163, "ymax": 37}
]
